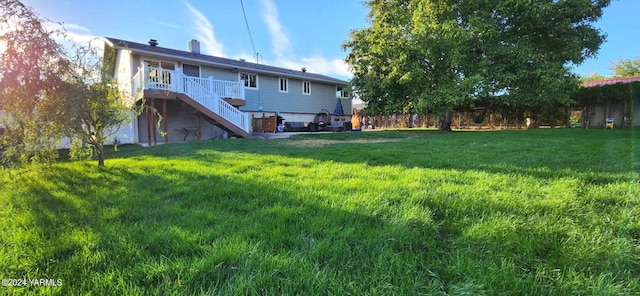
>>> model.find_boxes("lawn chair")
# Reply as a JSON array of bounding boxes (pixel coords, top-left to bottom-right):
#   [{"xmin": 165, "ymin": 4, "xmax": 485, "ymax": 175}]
[{"xmin": 605, "ymin": 117, "xmax": 614, "ymax": 129}]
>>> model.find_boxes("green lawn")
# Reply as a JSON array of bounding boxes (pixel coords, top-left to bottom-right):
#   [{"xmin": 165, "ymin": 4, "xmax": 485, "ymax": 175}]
[{"xmin": 1, "ymin": 129, "xmax": 639, "ymax": 295}]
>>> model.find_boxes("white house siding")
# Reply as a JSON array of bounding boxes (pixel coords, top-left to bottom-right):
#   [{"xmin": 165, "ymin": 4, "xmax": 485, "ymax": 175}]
[
  {"xmin": 110, "ymin": 50, "xmax": 138, "ymax": 143},
  {"xmin": 114, "ymin": 49, "xmax": 136, "ymax": 105},
  {"xmin": 116, "ymin": 111, "xmax": 138, "ymax": 144}
]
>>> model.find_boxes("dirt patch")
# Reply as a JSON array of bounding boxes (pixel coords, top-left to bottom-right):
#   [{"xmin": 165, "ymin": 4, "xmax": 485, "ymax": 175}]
[{"xmin": 282, "ymin": 138, "xmax": 410, "ymax": 148}]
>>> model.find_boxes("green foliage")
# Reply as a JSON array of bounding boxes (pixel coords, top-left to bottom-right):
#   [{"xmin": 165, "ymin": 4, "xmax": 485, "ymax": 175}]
[
  {"xmin": 71, "ymin": 79, "xmax": 131, "ymax": 166},
  {"xmin": 0, "ymin": 0, "xmax": 73, "ymax": 165},
  {"xmin": 581, "ymin": 72, "xmax": 608, "ymax": 82},
  {"xmin": 1, "ymin": 129, "xmax": 638, "ymax": 294},
  {"xmin": 68, "ymin": 138, "xmax": 93, "ymax": 161},
  {"xmin": 611, "ymin": 56, "xmax": 640, "ymax": 78},
  {"xmin": 344, "ymin": 0, "xmax": 610, "ymax": 130},
  {"xmin": 0, "ymin": 3, "xmax": 135, "ymax": 167},
  {"xmin": 573, "ymin": 81, "xmax": 640, "ymax": 105}
]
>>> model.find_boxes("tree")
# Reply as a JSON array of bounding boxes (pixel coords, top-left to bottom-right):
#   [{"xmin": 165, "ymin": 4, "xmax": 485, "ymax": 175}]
[
  {"xmin": 581, "ymin": 72, "xmax": 608, "ymax": 82},
  {"xmin": 63, "ymin": 43, "xmax": 137, "ymax": 167},
  {"xmin": 344, "ymin": 0, "xmax": 611, "ymax": 131},
  {"xmin": 1, "ymin": 0, "xmax": 72, "ymax": 164},
  {"xmin": 1, "ymin": 1, "xmax": 136, "ymax": 166},
  {"xmin": 610, "ymin": 57, "xmax": 640, "ymax": 78}
]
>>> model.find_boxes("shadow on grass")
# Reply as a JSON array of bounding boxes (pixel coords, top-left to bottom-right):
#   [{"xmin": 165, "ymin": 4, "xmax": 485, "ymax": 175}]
[
  {"xmin": 2, "ymin": 161, "xmax": 450, "ymax": 294},
  {"xmin": 6, "ymin": 129, "xmax": 636, "ymax": 293},
  {"xmin": 172, "ymin": 128, "xmax": 640, "ymax": 184}
]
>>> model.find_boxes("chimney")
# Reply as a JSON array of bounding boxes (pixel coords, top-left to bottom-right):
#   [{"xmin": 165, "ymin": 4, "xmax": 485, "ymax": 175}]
[
  {"xmin": 188, "ymin": 39, "xmax": 200, "ymax": 54},
  {"xmin": 148, "ymin": 39, "xmax": 158, "ymax": 47}
]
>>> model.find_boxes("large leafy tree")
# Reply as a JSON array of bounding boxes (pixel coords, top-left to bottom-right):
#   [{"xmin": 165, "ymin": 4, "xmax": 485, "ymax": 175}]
[
  {"xmin": 344, "ymin": 0, "xmax": 611, "ymax": 131},
  {"xmin": 0, "ymin": 0, "xmax": 72, "ymax": 163}
]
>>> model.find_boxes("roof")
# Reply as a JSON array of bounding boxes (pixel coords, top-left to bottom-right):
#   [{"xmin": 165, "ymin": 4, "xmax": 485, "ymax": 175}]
[
  {"xmin": 104, "ymin": 37, "xmax": 349, "ymax": 85},
  {"xmin": 584, "ymin": 76, "xmax": 640, "ymax": 87}
]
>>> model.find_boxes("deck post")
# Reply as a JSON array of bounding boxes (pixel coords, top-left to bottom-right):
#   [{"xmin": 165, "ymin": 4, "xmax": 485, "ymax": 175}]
[
  {"xmin": 152, "ymin": 98, "xmax": 157, "ymax": 145},
  {"xmin": 146, "ymin": 100, "xmax": 151, "ymax": 145},
  {"xmin": 209, "ymin": 76, "xmax": 215, "ymax": 94},
  {"xmin": 197, "ymin": 116, "xmax": 202, "ymax": 141},
  {"xmin": 163, "ymin": 99, "xmax": 168, "ymax": 144}
]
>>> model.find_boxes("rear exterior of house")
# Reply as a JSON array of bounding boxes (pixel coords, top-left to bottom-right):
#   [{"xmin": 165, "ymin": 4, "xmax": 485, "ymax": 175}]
[{"xmin": 104, "ymin": 37, "xmax": 351, "ymax": 144}]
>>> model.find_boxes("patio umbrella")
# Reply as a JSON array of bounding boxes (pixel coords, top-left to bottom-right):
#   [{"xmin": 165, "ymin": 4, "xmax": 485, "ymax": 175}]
[{"xmin": 333, "ymin": 98, "xmax": 345, "ymax": 116}]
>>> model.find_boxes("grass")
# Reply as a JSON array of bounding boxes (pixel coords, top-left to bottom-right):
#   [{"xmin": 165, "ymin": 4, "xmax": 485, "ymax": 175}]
[{"xmin": 0, "ymin": 128, "xmax": 639, "ymax": 295}]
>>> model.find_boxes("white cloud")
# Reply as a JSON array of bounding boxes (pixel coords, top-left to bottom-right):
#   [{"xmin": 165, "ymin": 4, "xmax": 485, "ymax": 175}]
[
  {"xmin": 61, "ymin": 23, "xmax": 100, "ymax": 46},
  {"xmin": 259, "ymin": 0, "xmax": 291, "ymax": 60},
  {"xmin": 185, "ymin": 2, "xmax": 224, "ymax": 57},
  {"xmin": 257, "ymin": 0, "xmax": 352, "ymax": 80},
  {"xmin": 42, "ymin": 22, "xmax": 104, "ymax": 53},
  {"xmin": 300, "ymin": 57, "xmax": 352, "ymax": 80}
]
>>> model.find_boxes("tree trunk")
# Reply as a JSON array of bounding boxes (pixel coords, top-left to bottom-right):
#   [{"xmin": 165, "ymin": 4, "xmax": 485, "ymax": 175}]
[
  {"xmin": 438, "ymin": 111, "xmax": 453, "ymax": 132},
  {"xmin": 97, "ymin": 145, "xmax": 105, "ymax": 166}
]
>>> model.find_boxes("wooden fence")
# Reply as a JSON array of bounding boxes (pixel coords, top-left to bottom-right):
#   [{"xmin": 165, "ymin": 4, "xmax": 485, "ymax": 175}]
[{"xmin": 360, "ymin": 111, "xmax": 548, "ymax": 130}]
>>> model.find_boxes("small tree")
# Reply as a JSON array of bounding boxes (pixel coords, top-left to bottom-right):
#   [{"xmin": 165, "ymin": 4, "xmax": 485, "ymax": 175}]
[
  {"xmin": 1, "ymin": 2, "xmax": 138, "ymax": 166},
  {"xmin": 66, "ymin": 43, "xmax": 134, "ymax": 166}
]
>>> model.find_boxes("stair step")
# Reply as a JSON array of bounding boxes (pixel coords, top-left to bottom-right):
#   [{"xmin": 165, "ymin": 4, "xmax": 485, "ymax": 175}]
[{"xmin": 175, "ymin": 80, "xmax": 253, "ymax": 138}]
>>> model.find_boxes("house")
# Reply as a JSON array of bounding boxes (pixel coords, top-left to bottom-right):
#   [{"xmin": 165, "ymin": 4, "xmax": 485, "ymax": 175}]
[{"xmin": 104, "ymin": 37, "xmax": 351, "ymax": 144}]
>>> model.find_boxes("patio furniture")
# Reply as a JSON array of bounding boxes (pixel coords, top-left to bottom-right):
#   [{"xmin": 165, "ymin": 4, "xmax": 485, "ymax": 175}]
[
  {"xmin": 284, "ymin": 122, "xmax": 309, "ymax": 132},
  {"xmin": 183, "ymin": 127, "xmax": 199, "ymax": 141},
  {"xmin": 313, "ymin": 109, "xmax": 332, "ymax": 131}
]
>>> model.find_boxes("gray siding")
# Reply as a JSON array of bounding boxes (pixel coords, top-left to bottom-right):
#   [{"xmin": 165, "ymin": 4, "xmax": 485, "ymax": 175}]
[
  {"xmin": 195, "ymin": 64, "xmax": 350, "ymax": 116},
  {"xmin": 239, "ymin": 75, "xmax": 350, "ymax": 115},
  {"xmin": 200, "ymin": 65, "xmax": 238, "ymax": 81}
]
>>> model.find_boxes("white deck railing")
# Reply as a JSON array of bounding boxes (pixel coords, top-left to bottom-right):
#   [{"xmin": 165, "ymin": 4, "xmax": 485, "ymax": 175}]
[{"xmin": 133, "ymin": 66, "xmax": 249, "ymax": 133}]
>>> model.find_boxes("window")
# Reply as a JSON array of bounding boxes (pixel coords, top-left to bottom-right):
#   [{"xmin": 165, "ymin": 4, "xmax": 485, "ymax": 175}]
[
  {"xmin": 144, "ymin": 60, "xmax": 175, "ymax": 70},
  {"xmin": 182, "ymin": 63, "xmax": 200, "ymax": 77},
  {"xmin": 279, "ymin": 77, "xmax": 288, "ymax": 93},
  {"xmin": 144, "ymin": 59, "xmax": 175, "ymax": 85},
  {"xmin": 336, "ymin": 86, "xmax": 349, "ymax": 98},
  {"xmin": 239, "ymin": 73, "xmax": 258, "ymax": 89},
  {"xmin": 302, "ymin": 81, "xmax": 311, "ymax": 95}
]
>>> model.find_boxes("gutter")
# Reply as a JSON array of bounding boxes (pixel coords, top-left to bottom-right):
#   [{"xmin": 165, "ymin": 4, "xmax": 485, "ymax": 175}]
[{"xmin": 110, "ymin": 44, "xmax": 349, "ymax": 85}]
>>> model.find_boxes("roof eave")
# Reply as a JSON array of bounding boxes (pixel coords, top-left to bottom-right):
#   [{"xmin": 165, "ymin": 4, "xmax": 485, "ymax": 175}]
[{"xmin": 108, "ymin": 39, "xmax": 349, "ymax": 85}]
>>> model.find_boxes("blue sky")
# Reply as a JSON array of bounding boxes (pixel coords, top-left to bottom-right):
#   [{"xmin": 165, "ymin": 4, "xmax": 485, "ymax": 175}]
[{"xmin": 19, "ymin": 0, "xmax": 640, "ymax": 80}]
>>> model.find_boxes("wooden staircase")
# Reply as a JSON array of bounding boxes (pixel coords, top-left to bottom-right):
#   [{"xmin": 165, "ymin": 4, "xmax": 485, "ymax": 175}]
[
  {"xmin": 176, "ymin": 93, "xmax": 253, "ymax": 138},
  {"xmin": 134, "ymin": 66, "xmax": 252, "ymax": 138}
]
